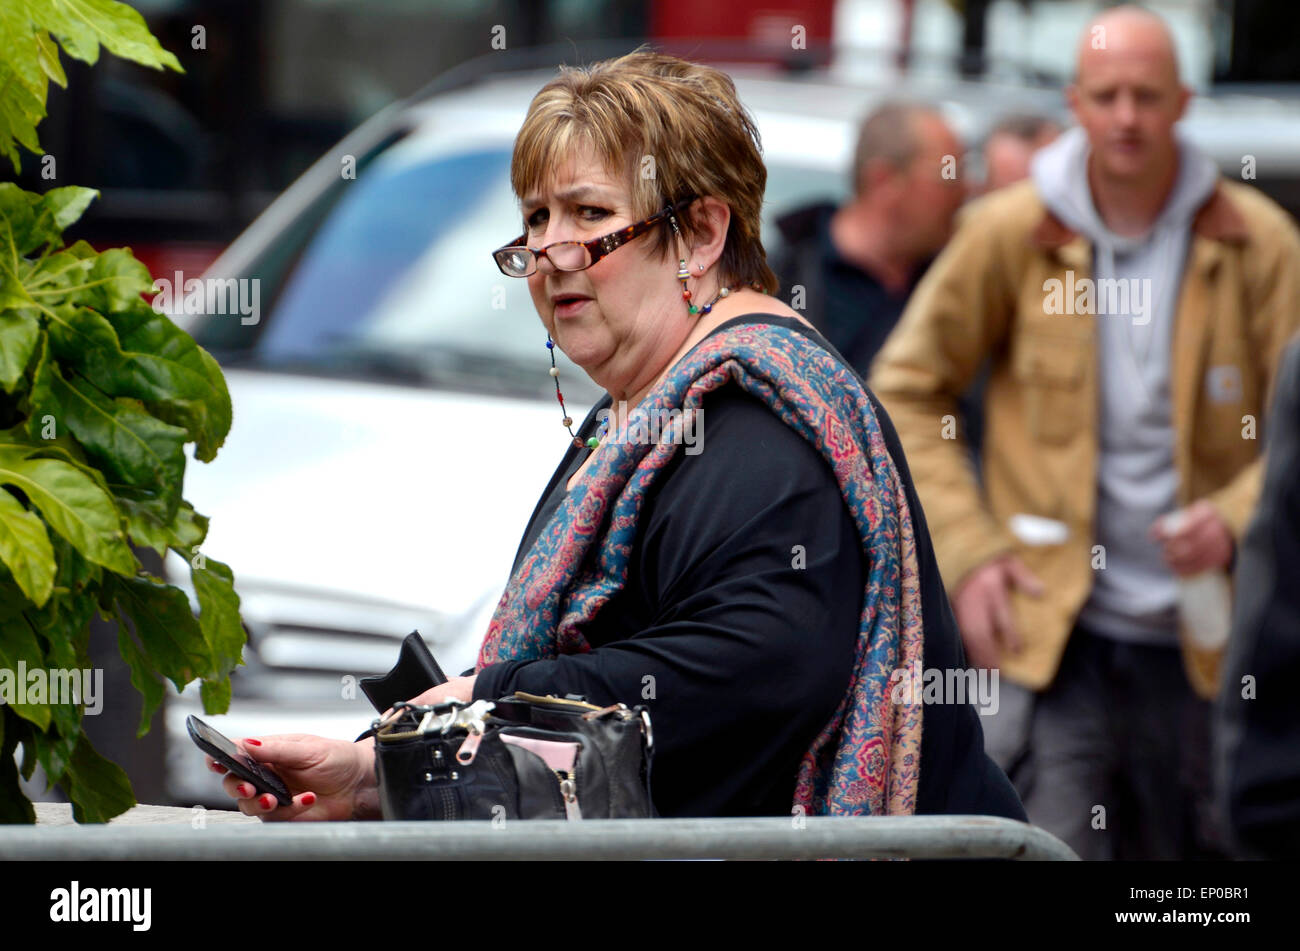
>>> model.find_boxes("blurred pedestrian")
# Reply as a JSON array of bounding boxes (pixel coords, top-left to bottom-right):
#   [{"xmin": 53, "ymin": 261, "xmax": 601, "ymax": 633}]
[
  {"xmin": 771, "ymin": 103, "xmax": 965, "ymax": 378},
  {"xmin": 1215, "ymin": 333, "xmax": 1300, "ymax": 860},
  {"xmin": 962, "ymin": 114, "xmax": 1061, "ymax": 469},
  {"xmin": 981, "ymin": 114, "xmax": 1062, "ymax": 194},
  {"xmin": 870, "ymin": 5, "xmax": 1300, "ymax": 859}
]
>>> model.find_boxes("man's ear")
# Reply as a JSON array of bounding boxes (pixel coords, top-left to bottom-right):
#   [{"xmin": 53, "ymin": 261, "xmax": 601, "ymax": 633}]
[
  {"xmin": 861, "ymin": 158, "xmax": 905, "ymax": 200},
  {"xmin": 1174, "ymin": 83, "xmax": 1191, "ymax": 122},
  {"xmin": 689, "ymin": 196, "xmax": 731, "ymax": 270}
]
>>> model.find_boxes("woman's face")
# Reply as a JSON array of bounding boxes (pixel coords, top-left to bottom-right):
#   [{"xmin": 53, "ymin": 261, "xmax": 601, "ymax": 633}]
[{"xmin": 521, "ymin": 141, "xmax": 694, "ymax": 399}]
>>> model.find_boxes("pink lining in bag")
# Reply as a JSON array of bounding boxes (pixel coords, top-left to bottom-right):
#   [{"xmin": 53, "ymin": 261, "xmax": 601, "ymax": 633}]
[{"xmin": 499, "ymin": 734, "xmax": 579, "ymax": 773}]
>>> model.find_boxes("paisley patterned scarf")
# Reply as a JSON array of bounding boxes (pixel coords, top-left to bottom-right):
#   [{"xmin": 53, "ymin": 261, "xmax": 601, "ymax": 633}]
[{"xmin": 477, "ymin": 320, "xmax": 924, "ymax": 816}]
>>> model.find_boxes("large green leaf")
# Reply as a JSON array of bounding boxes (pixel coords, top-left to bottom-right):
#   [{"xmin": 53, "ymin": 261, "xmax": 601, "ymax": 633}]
[
  {"xmin": 0, "ymin": 445, "xmax": 136, "ymax": 576},
  {"xmin": 46, "ymin": 293, "xmax": 232, "ymax": 462},
  {"xmin": 28, "ymin": 555, "xmax": 98, "ymax": 740},
  {"xmin": 0, "ymin": 4, "xmax": 47, "ymax": 100},
  {"xmin": 28, "ymin": 711, "xmax": 76, "ymax": 781},
  {"xmin": 61, "ymin": 730, "xmax": 135, "ymax": 823},
  {"xmin": 0, "ymin": 182, "xmax": 43, "ymax": 259},
  {"xmin": 192, "ymin": 555, "xmax": 243, "ymax": 679},
  {"xmin": 34, "ymin": 30, "xmax": 67, "ymax": 88},
  {"xmin": 23, "ymin": 246, "xmax": 95, "ymax": 304},
  {"xmin": 119, "ymin": 494, "xmax": 207, "ymax": 558},
  {"xmin": 36, "ymin": 185, "xmax": 97, "ymax": 233},
  {"xmin": 44, "ymin": 360, "xmax": 187, "ymax": 509},
  {"xmin": 0, "ymin": 486, "xmax": 55, "ymax": 605},
  {"xmin": 4, "ymin": 430, "xmax": 113, "ymax": 501},
  {"xmin": 0, "ymin": 64, "xmax": 46, "ymax": 173},
  {"xmin": 112, "ymin": 574, "xmax": 212, "ymax": 689},
  {"xmin": 0, "ymin": 308, "xmax": 40, "ymax": 391},
  {"xmin": 0, "ymin": 611, "xmax": 51, "ymax": 729},
  {"xmin": 99, "ymin": 297, "xmax": 232, "ymax": 462},
  {"xmin": 28, "ymin": 0, "xmax": 183, "ymax": 72},
  {"xmin": 115, "ymin": 616, "xmax": 165, "ymax": 738},
  {"xmin": 42, "ymin": 300, "xmax": 123, "ymax": 363},
  {"xmin": 87, "ymin": 246, "xmax": 152, "ymax": 310},
  {"xmin": 200, "ymin": 677, "xmax": 230, "ymax": 715}
]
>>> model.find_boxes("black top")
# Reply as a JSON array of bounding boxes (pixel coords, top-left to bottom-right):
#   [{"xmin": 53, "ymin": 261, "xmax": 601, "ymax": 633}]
[
  {"xmin": 771, "ymin": 202, "xmax": 923, "ymax": 376},
  {"xmin": 473, "ymin": 313, "xmax": 1026, "ymax": 822},
  {"xmin": 772, "ymin": 201, "xmax": 987, "ymax": 474}
]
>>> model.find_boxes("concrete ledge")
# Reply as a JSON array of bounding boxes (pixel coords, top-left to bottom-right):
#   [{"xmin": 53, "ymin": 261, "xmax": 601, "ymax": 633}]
[
  {"xmin": 32, "ymin": 803, "xmax": 260, "ymax": 827},
  {"xmin": 1, "ymin": 813, "xmax": 1079, "ymax": 860}
]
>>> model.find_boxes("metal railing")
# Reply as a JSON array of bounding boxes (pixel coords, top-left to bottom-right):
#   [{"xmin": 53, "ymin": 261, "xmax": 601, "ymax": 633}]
[{"xmin": 0, "ymin": 813, "xmax": 1079, "ymax": 861}]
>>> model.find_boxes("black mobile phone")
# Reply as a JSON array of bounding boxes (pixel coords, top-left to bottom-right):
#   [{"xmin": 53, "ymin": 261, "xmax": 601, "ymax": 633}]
[{"xmin": 186, "ymin": 714, "xmax": 293, "ymax": 807}]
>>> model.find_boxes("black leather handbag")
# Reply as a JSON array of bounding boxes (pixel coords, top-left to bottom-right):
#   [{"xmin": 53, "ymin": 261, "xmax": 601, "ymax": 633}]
[{"xmin": 370, "ymin": 692, "xmax": 657, "ymax": 821}]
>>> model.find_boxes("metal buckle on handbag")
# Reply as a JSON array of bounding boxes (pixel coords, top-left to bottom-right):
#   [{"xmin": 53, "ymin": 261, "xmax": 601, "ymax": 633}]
[
  {"xmin": 372, "ymin": 699, "xmax": 497, "ymax": 766},
  {"xmin": 372, "ymin": 698, "xmax": 493, "ymax": 737}
]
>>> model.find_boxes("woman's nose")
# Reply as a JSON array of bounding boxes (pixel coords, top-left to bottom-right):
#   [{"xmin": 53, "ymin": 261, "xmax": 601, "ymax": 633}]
[{"xmin": 533, "ymin": 249, "xmax": 559, "ymax": 276}]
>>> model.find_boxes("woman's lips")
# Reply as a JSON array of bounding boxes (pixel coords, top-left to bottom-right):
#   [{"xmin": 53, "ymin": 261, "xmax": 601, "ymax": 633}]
[{"xmin": 554, "ymin": 297, "xmax": 591, "ymax": 318}]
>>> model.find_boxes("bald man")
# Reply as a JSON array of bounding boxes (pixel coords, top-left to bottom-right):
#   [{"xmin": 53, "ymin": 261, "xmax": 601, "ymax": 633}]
[{"xmin": 871, "ymin": 6, "xmax": 1300, "ymax": 859}]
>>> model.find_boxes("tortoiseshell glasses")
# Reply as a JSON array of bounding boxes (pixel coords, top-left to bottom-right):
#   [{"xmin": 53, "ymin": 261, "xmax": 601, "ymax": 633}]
[{"xmin": 492, "ymin": 197, "xmax": 697, "ymax": 278}]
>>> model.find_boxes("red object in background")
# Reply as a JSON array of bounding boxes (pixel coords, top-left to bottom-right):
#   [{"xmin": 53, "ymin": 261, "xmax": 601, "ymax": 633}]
[
  {"xmin": 651, "ymin": 0, "xmax": 834, "ymax": 63},
  {"xmin": 126, "ymin": 242, "xmax": 226, "ymax": 290},
  {"xmin": 100, "ymin": 242, "xmax": 224, "ymax": 311}
]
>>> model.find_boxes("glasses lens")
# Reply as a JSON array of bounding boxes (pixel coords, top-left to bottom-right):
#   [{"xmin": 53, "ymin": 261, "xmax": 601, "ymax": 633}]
[
  {"xmin": 548, "ymin": 242, "xmax": 591, "ymax": 271},
  {"xmin": 496, "ymin": 248, "xmax": 534, "ymax": 277}
]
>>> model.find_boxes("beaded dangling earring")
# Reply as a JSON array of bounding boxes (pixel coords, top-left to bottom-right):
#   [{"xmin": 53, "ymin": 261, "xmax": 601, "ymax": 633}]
[{"xmin": 677, "ymin": 258, "xmax": 693, "ymax": 312}]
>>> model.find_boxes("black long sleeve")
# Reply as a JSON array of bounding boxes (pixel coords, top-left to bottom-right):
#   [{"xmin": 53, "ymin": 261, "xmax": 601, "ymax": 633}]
[{"xmin": 474, "ymin": 384, "xmax": 863, "ymax": 817}]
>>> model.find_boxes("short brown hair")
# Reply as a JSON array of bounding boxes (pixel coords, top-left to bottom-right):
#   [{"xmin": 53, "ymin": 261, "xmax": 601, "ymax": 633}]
[
  {"xmin": 510, "ymin": 48, "xmax": 778, "ymax": 294},
  {"xmin": 849, "ymin": 101, "xmax": 942, "ymax": 196}
]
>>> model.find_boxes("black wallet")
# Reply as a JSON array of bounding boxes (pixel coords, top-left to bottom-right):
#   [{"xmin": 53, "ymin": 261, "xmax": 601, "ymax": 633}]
[{"xmin": 359, "ymin": 631, "xmax": 448, "ymax": 714}]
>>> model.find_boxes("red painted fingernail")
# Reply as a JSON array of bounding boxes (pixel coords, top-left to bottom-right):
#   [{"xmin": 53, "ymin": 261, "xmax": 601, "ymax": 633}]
[
  {"xmin": 238, "ymin": 783, "xmax": 253, "ymax": 797},
  {"xmin": 245, "ymin": 738, "xmax": 262, "ymax": 747},
  {"xmin": 259, "ymin": 794, "xmax": 275, "ymax": 810},
  {"xmin": 301, "ymin": 792, "xmax": 316, "ymax": 806},
  {"xmin": 210, "ymin": 763, "xmax": 227, "ymax": 773}
]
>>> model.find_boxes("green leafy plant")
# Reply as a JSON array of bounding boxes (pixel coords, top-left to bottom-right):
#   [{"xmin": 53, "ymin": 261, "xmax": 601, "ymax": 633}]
[{"xmin": 0, "ymin": 1, "xmax": 244, "ymax": 822}]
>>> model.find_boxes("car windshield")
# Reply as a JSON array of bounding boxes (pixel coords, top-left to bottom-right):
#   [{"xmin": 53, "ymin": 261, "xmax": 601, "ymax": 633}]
[{"xmin": 225, "ymin": 132, "xmax": 843, "ymax": 400}]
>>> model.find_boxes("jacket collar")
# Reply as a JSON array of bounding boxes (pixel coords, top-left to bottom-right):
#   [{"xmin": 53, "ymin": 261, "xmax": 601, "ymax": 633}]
[{"xmin": 1029, "ymin": 181, "xmax": 1250, "ymax": 250}]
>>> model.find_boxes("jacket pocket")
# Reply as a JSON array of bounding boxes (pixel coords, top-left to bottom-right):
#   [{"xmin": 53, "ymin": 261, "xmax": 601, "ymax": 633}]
[{"xmin": 1012, "ymin": 332, "xmax": 1088, "ymax": 444}]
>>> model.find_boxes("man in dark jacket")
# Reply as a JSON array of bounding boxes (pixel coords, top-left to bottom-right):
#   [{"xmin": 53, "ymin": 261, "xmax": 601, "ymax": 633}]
[
  {"xmin": 771, "ymin": 102, "xmax": 965, "ymax": 377},
  {"xmin": 1215, "ymin": 334, "xmax": 1300, "ymax": 859}
]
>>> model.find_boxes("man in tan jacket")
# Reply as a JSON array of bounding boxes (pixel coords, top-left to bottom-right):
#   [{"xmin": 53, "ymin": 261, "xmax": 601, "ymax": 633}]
[{"xmin": 870, "ymin": 5, "xmax": 1300, "ymax": 859}]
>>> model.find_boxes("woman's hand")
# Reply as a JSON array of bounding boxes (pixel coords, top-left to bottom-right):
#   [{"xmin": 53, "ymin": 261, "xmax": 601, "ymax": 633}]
[
  {"xmin": 207, "ymin": 679, "xmax": 474, "ymax": 821},
  {"xmin": 398, "ymin": 674, "xmax": 477, "ymax": 710},
  {"xmin": 206, "ymin": 733, "xmax": 380, "ymax": 822}
]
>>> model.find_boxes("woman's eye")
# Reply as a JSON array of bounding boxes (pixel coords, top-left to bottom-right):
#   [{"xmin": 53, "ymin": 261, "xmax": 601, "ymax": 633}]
[{"xmin": 579, "ymin": 206, "xmax": 609, "ymax": 220}]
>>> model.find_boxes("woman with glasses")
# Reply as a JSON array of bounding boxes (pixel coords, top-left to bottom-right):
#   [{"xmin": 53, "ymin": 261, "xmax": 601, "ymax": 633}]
[{"xmin": 208, "ymin": 50, "xmax": 1026, "ymax": 824}]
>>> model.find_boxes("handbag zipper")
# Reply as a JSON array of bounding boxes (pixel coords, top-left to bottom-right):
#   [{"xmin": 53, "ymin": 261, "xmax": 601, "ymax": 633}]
[{"xmin": 555, "ymin": 765, "xmax": 582, "ymax": 820}]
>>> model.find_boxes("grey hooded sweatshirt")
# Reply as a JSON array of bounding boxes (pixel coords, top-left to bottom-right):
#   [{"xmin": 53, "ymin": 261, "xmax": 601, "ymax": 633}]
[{"xmin": 1029, "ymin": 126, "xmax": 1219, "ymax": 643}]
